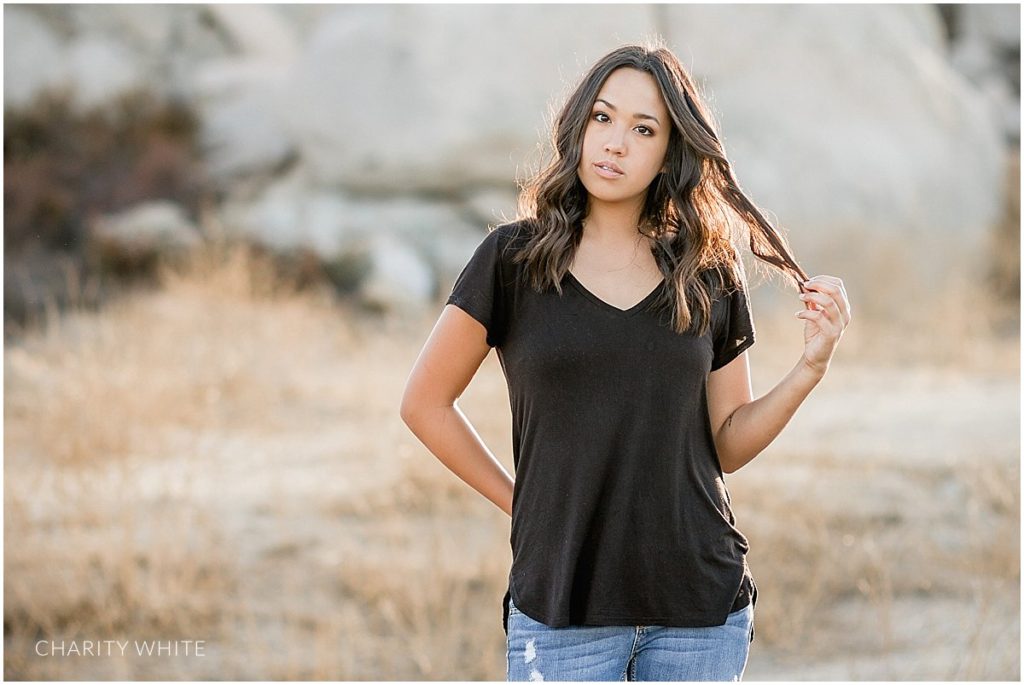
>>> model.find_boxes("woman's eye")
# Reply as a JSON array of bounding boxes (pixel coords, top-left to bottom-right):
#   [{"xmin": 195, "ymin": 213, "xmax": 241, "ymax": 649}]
[{"xmin": 592, "ymin": 112, "xmax": 654, "ymax": 137}]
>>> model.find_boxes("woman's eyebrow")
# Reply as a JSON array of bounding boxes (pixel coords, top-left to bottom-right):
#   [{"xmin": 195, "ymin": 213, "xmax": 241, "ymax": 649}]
[{"xmin": 594, "ymin": 98, "xmax": 660, "ymax": 126}]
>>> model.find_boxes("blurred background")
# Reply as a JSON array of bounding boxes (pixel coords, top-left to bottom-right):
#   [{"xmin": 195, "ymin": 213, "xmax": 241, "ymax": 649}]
[{"xmin": 3, "ymin": 3, "xmax": 1019, "ymax": 680}]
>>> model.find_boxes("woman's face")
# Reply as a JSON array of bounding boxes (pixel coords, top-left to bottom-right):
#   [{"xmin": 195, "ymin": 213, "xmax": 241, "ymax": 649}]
[{"xmin": 577, "ymin": 67, "xmax": 671, "ymax": 212}]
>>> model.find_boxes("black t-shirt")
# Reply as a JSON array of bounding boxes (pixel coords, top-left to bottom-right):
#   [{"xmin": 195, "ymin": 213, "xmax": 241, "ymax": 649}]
[{"xmin": 445, "ymin": 220, "xmax": 758, "ymax": 642}]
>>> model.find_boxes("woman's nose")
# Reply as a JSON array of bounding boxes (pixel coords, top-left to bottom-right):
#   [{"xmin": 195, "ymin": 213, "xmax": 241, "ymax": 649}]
[
  {"xmin": 602, "ymin": 135, "xmax": 626, "ymax": 154},
  {"xmin": 604, "ymin": 130, "xmax": 626, "ymax": 154}
]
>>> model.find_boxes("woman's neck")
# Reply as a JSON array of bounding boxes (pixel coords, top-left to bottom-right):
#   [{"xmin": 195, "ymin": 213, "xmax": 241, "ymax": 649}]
[{"xmin": 581, "ymin": 199, "xmax": 646, "ymax": 246}]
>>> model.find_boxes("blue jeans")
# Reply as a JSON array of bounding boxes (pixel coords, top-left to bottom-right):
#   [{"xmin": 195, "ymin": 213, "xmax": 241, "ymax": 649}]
[{"xmin": 506, "ymin": 595, "xmax": 753, "ymax": 681}]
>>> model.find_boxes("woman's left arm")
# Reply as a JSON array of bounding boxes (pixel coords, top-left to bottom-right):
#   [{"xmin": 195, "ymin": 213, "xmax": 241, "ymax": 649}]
[{"xmin": 710, "ymin": 275, "xmax": 852, "ymax": 474}]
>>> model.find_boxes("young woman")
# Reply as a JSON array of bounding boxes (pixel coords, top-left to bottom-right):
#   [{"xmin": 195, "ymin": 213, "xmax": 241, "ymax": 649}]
[{"xmin": 400, "ymin": 42, "xmax": 851, "ymax": 682}]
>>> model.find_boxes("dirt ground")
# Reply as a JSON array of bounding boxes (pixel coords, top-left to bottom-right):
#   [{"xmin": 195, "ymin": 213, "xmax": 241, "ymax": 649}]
[{"xmin": 4, "ymin": 250, "xmax": 1019, "ymax": 680}]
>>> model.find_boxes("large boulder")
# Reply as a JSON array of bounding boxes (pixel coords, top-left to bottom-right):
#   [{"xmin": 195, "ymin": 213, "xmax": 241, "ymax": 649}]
[
  {"xmin": 285, "ymin": 4, "xmax": 655, "ymax": 192},
  {"xmin": 664, "ymin": 4, "xmax": 1008, "ymax": 313}
]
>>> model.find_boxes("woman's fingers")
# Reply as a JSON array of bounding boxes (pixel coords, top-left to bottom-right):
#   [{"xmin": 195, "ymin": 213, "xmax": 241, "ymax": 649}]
[
  {"xmin": 796, "ymin": 306, "xmax": 838, "ymax": 334},
  {"xmin": 801, "ymin": 276, "xmax": 851, "ymax": 326}
]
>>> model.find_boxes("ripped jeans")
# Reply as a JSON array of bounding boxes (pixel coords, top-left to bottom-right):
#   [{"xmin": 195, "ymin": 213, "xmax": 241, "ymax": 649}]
[{"xmin": 506, "ymin": 594, "xmax": 753, "ymax": 681}]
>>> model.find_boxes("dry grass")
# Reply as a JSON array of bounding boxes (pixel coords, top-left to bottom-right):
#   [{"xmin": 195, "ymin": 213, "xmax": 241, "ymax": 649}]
[{"xmin": 4, "ymin": 237, "xmax": 1019, "ymax": 679}]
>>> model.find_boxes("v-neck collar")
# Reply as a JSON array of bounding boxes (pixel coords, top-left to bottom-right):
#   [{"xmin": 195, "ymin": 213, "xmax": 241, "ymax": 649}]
[{"xmin": 565, "ymin": 271, "xmax": 665, "ymax": 317}]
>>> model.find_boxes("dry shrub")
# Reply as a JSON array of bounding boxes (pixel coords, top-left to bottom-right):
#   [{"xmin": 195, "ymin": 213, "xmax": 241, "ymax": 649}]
[
  {"xmin": 328, "ymin": 511, "xmax": 509, "ymax": 680},
  {"xmin": 4, "ymin": 89, "xmax": 205, "ymax": 253},
  {"xmin": 4, "ymin": 89, "xmax": 207, "ymax": 333}
]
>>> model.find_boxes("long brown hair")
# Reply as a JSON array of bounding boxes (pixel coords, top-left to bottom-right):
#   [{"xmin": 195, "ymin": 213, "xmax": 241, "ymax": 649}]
[{"xmin": 508, "ymin": 39, "xmax": 808, "ymax": 336}]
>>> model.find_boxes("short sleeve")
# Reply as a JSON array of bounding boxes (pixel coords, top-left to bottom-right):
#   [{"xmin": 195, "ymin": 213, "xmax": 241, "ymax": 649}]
[
  {"xmin": 711, "ymin": 274, "xmax": 756, "ymax": 371},
  {"xmin": 446, "ymin": 228, "xmax": 506, "ymax": 348}
]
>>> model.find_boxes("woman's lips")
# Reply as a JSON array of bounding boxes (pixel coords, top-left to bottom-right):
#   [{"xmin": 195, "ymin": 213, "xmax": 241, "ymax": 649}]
[{"xmin": 593, "ymin": 162, "xmax": 624, "ymax": 179}]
